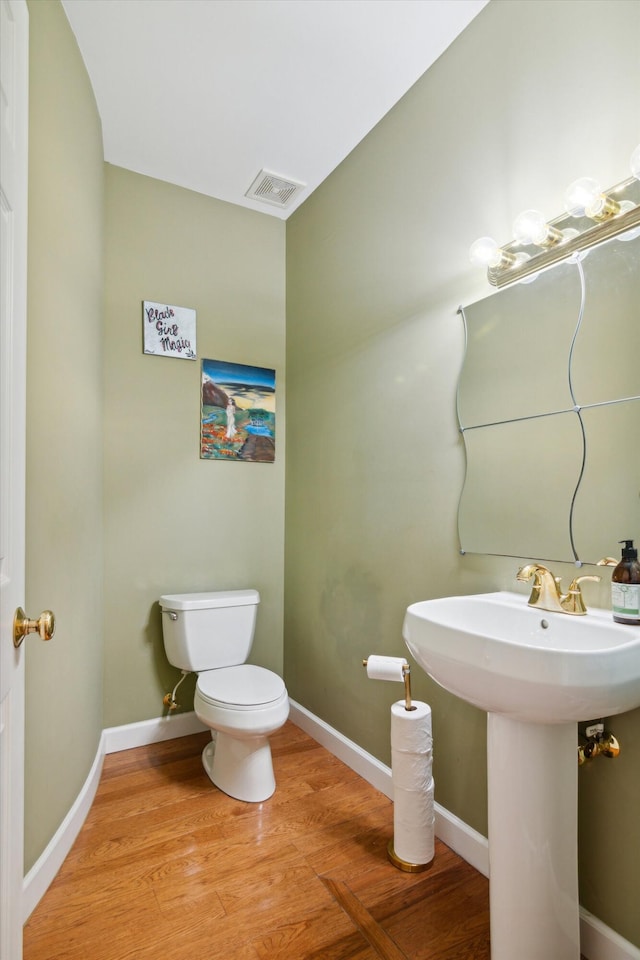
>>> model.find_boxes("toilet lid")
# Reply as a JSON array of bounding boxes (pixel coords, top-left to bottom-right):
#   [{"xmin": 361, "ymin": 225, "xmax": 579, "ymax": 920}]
[{"xmin": 197, "ymin": 664, "xmax": 285, "ymax": 707}]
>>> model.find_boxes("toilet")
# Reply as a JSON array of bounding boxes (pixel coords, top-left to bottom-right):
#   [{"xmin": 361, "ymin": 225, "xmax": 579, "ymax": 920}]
[{"xmin": 159, "ymin": 589, "xmax": 289, "ymax": 802}]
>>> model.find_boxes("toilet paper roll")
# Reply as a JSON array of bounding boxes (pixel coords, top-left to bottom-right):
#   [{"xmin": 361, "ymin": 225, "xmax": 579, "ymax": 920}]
[
  {"xmin": 390, "ymin": 699, "xmax": 435, "ymax": 866},
  {"xmin": 394, "ymin": 781, "xmax": 435, "ymax": 823},
  {"xmin": 391, "ymin": 752, "xmax": 433, "ymax": 791},
  {"xmin": 365, "ymin": 655, "xmax": 408, "ymax": 683},
  {"xmin": 393, "ymin": 779, "xmax": 435, "ymax": 865},
  {"xmin": 391, "ymin": 700, "xmax": 432, "ymax": 753}
]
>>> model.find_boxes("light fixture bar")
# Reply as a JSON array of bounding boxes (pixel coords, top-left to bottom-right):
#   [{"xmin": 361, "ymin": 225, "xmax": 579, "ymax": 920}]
[{"xmin": 483, "ymin": 174, "xmax": 640, "ymax": 288}]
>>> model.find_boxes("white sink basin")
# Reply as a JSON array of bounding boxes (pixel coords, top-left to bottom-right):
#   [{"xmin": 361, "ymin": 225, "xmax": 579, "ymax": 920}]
[{"xmin": 403, "ymin": 590, "xmax": 640, "ymax": 723}]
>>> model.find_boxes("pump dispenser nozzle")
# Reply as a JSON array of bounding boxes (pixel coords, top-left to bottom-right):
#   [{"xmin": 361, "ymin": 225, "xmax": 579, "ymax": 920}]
[{"xmin": 619, "ymin": 539, "xmax": 638, "ymax": 560}]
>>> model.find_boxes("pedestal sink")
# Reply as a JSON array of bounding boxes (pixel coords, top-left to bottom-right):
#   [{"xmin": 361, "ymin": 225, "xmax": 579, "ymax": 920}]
[{"xmin": 403, "ymin": 591, "xmax": 640, "ymax": 960}]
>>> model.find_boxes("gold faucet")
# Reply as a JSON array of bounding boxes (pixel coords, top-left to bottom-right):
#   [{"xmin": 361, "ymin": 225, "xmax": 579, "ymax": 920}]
[{"xmin": 516, "ymin": 563, "xmax": 600, "ymax": 615}]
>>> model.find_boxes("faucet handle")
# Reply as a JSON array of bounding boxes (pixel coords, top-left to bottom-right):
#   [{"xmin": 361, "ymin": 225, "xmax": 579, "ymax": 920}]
[
  {"xmin": 563, "ymin": 575, "xmax": 601, "ymax": 615},
  {"xmin": 597, "ymin": 557, "xmax": 617, "ymax": 567},
  {"xmin": 568, "ymin": 574, "xmax": 601, "ymax": 589}
]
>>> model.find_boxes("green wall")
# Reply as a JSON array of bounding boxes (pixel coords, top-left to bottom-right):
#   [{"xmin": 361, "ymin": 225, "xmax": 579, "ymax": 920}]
[
  {"xmin": 103, "ymin": 166, "xmax": 286, "ymax": 727},
  {"xmin": 25, "ymin": 0, "xmax": 105, "ymax": 872},
  {"xmin": 285, "ymin": 0, "xmax": 640, "ymax": 947}
]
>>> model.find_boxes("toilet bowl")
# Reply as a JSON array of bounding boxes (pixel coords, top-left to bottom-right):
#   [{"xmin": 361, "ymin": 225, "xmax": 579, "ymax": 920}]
[
  {"xmin": 159, "ymin": 589, "xmax": 289, "ymax": 803},
  {"xmin": 195, "ymin": 664, "xmax": 289, "ymax": 802}
]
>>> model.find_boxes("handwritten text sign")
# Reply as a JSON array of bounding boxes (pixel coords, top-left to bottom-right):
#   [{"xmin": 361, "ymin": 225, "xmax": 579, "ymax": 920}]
[{"xmin": 143, "ymin": 301, "xmax": 197, "ymax": 360}]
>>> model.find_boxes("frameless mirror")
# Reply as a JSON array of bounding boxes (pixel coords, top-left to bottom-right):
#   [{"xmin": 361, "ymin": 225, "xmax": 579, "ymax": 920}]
[
  {"xmin": 458, "ymin": 230, "xmax": 640, "ymax": 564},
  {"xmin": 458, "ymin": 413, "xmax": 583, "ymax": 559},
  {"xmin": 572, "ymin": 235, "xmax": 640, "ymax": 406},
  {"xmin": 572, "ymin": 398, "xmax": 640, "ymax": 562},
  {"xmin": 457, "ymin": 260, "xmax": 580, "ymax": 427}
]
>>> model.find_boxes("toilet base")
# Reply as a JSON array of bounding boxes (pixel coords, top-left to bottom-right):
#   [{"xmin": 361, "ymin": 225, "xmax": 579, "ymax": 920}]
[{"xmin": 202, "ymin": 732, "xmax": 276, "ymax": 803}]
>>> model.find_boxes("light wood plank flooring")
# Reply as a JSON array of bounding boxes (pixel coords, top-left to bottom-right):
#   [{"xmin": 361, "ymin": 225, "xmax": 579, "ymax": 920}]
[{"xmin": 24, "ymin": 722, "xmax": 492, "ymax": 960}]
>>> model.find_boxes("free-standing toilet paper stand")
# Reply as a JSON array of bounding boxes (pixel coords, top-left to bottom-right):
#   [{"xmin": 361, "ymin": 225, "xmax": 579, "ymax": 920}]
[{"xmin": 363, "ymin": 657, "xmax": 435, "ymax": 873}]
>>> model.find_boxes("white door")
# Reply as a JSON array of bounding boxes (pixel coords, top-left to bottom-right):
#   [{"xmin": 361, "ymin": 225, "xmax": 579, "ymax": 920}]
[{"xmin": 1, "ymin": 1, "xmax": 29, "ymax": 957}]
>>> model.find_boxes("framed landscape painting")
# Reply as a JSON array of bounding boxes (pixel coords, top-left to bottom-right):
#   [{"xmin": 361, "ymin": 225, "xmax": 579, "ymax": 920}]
[{"xmin": 201, "ymin": 359, "xmax": 275, "ymax": 462}]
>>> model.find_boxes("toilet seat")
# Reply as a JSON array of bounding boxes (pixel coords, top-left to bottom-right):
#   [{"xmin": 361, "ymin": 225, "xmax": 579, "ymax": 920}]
[
  {"xmin": 197, "ymin": 664, "xmax": 285, "ymax": 709},
  {"xmin": 194, "ymin": 663, "xmax": 289, "ymax": 744}
]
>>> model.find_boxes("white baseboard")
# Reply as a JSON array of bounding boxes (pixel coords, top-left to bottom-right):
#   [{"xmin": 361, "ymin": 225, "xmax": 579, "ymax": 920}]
[
  {"xmin": 22, "ymin": 702, "xmax": 640, "ymax": 960},
  {"xmin": 288, "ymin": 699, "xmax": 395, "ymax": 799},
  {"xmin": 288, "ymin": 699, "xmax": 640, "ymax": 960},
  {"xmin": 103, "ymin": 710, "xmax": 207, "ymax": 754},
  {"xmin": 579, "ymin": 909, "xmax": 640, "ymax": 960},
  {"xmin": 22, "ymin": 731, "xmax": 106, "ymax": 923}
]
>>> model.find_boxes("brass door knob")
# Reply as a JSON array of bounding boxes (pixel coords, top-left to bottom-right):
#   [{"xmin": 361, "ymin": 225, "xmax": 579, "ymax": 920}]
[{"xmin": 13, "ymin": 607, "xmax": 56, "ymax": 648}]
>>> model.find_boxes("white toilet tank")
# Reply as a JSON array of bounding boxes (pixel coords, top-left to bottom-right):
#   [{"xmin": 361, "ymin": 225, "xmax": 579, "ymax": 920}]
[{"xmin": 159, "ymin": 589, "xmax": 259, "ymax": 671}]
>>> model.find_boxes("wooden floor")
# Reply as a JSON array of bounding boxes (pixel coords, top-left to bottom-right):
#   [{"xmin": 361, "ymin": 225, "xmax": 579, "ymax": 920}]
[{"xmin": 24, "ymin": 722, "xmax": 491, "ymax": 960}]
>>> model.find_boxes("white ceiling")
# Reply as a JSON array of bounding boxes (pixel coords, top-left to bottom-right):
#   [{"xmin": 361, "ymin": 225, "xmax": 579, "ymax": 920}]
[{"xmin": 61, "ymin": 0, "xmax": 488, "ymax": 219}]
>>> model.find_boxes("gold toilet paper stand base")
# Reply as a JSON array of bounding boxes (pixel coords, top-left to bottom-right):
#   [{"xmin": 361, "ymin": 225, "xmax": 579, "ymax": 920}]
[{"xmin": 387, "ymin": 839, "xmax": 434, "ymax": 873}]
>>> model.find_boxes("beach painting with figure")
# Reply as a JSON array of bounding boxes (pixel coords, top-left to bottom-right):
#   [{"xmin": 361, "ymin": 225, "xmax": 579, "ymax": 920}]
[{"xmin": 201, "ymin": 359, "xmax": 276, "ymax": 462}]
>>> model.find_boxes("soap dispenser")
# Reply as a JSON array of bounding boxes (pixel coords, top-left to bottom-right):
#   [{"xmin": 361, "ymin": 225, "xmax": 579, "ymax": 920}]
[{"xmin": 609, "ymin": 540, "xmax": 640, "ymax": 625}]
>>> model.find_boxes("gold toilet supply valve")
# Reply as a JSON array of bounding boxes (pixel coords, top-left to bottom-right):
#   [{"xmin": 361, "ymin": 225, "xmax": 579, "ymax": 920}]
[{"xmin": 163, "ymin": 669, "xmax": 190, "ymax": 712}]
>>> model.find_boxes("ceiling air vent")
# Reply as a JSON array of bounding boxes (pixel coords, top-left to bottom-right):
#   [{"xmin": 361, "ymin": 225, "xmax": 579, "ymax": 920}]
[{"xmin": 245, "ymin": 170, "xmax": 306, "ymax": 208}]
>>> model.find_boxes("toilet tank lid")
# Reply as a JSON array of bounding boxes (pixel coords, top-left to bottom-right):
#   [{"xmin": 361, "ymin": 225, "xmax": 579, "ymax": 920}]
[{"xmin": 160, "ymin": 589, "xmax": 260, "ymax": 611}]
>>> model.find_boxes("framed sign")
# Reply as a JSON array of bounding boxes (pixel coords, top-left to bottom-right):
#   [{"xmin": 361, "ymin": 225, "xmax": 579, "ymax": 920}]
[
  {"xmin": 201, "ymin": 358, "xmax": 275, "ymax": 462},
  {"xmin": 143, "ymin": 301, "xmax": 196, "ymax": 360}
]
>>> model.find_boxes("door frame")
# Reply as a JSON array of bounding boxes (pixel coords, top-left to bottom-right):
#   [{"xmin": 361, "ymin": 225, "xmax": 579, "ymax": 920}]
[{"xmin": 0, "ymin": 0, "xmax": 29, "ymax": 956}]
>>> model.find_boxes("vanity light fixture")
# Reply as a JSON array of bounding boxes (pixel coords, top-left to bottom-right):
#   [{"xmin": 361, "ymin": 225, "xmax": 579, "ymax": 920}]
[{"xmin": 471, "ymin": 143, "xmax": 640, "ymax": 287}]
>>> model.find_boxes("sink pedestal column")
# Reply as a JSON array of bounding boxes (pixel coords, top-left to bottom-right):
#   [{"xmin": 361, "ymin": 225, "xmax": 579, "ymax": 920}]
[{"xmin": 487, "ymin": 715, "xmax": 580, "ymax": 960}]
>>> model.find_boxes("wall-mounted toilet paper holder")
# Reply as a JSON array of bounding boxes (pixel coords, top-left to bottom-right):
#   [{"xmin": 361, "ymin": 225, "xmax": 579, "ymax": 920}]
[{"xmin": 362, "ymin": 658, "xmax": 416, "ymax": 711}]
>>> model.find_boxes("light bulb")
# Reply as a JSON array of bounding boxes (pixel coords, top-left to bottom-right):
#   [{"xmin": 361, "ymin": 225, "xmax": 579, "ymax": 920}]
[
  {"xmin": 512, "ymin": 209, "xmax": 563, "ymax": 247},
  {"xmin": 469, "ymin": 236, "xmax": 500, "ymax": 267},
  {"xmin": 631, "ymin": 144, "xmax": 640, "ymax": 180},
  {"xmin": 564, "ymin": 178, "xmax": 602, "ymax": 216},
  {"xmin": 564, "ymin": 177, "xmax": 619, "ymax": 221},
  {"xmin": 469, "ymin": 236, "xmax": 514, "ymax": 269}
]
